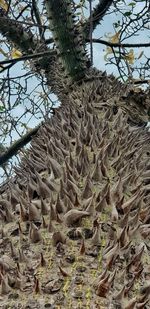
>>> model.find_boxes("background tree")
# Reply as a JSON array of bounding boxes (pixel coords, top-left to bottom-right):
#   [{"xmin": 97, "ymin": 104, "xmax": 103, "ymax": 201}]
[{"xmin": 0, "ymin": 2, "xmax": 150, "ymax": 306}]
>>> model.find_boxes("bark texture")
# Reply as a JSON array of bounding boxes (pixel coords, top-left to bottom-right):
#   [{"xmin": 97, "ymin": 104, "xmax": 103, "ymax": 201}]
[
  {"xmin": 0, "ymin": 73, "xmax": 150, "ymax": 308},
  {"xmin": 0, "ymin": 1, "xmax": 150, "ymax": 307}
]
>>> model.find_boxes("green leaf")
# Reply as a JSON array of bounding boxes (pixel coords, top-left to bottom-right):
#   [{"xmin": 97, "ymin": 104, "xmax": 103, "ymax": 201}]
[
  {"xmin": 129, "ymin": 2, "xmax": 136, "ymax": 6},
  {"xmin": 0, "ymin": 105, "xmax": 4, "ymax": 112},
  {"xmin": 114, "ymin": 20, "xmax": 120, "ymax": 28},
  {"xmin": 124, "ymin": 11, "xmax": 132, "ymax": 16}
]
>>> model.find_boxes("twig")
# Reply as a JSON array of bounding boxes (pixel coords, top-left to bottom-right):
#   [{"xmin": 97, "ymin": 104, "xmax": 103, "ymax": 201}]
[
  {"xmin": 0, "ymin": 50, "xmax": 56, "ymax": 66},
  {"xmin": 87, "ymin": 38, "xmax": 150, "ymax": 48}
]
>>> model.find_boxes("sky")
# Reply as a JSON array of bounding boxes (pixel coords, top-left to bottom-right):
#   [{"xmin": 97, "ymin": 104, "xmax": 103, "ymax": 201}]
[{"xmin": 92, "ymin": 0, "xmax": 149, "ymax": 73}]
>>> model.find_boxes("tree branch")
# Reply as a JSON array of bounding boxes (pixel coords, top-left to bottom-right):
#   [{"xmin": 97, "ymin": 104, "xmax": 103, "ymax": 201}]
[
  {"xmin": 0, "ymin": 8, "xmax": 67, "ymax": 98},
  {"xmin": 1, "ymin": 38, "xmax": 148, "ymax": 69},
  {"xmin": 45, "ymin": 37, "xmax": 150, "ymax": 49},
  {"xmin": 0, "ymin": 50, "xmax": 56, "ymax": 67},
  {"xmin": 83, "ymin": 0, "xmax": 113, "ymax": 39},
  {"xmin": 0, "ymin": 125, "xmax": 40, "ymax": 166},
  {"xmin": 0, "ymin": 8, "xmax": 38, "ymax": 53},
  {"xmin": 89, "ymin": 0, "xmax": 93, "ymax": 65},
  {"xmin": 87, "ymin": 38, "xmax": 150, "ymax": 48},
  {"xmin": 45, "ymin": 0, "xmax": 88, "ymax": 81},
  {"xmin": 31, "ymin": 0, "xmax": 44, "ymax": 39},
  {"xmin": 0, "ymin": 7, "xmax": 57, "ymax": 72},
  {"xmin": 132, "ymin": 79, "xmax": 150, "ymax": 85}
]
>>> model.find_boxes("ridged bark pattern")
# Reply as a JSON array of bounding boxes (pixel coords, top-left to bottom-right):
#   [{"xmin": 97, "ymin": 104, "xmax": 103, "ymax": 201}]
[{"xmin": 0, "ymin": 75, "xmax": 150, "ymax": 308}]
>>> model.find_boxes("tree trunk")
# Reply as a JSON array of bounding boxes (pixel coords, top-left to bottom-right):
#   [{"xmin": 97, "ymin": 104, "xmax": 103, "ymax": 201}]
[
  {"xmin": 0, "ymin": 1, "xmax": 150, "ymax": 307},
  {"xmin": 0, "ymin": 69, "xmax": 150, "ymax": 307}
]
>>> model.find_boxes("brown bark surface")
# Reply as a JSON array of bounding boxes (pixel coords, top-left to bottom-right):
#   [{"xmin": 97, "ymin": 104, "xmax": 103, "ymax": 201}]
[{"xmin": 0, "ymin": 74, "xmax": 150, "ymax": 308}]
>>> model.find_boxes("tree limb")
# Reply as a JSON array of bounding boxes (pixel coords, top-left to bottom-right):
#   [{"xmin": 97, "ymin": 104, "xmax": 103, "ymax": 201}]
[
  {"xmin": 87, "ymin": 38, "xmax": 150, "ymax": 48},
  {"xmin": 82, "ymin": 0, "xmax": 113, "ymax": 39},
  {"xmin": 0, "ymin": 8, "xmax": 38, "ymax": 53},
  {"xmin": 0, "ymin": 50, "xmax": 56, "ymax": 66},
  {"xmin": 0, "ymin": 125, "xmax": 40, "ymax": 166},
  {"xmin": 45, "ymin": 37, "xmax": 150, "ymax": 49},
  {"xmin": 0, "ymin": 7, "xmax": 57, "ymax": 72},
  {"xmin": 89, "ymin": 0, "xmax": 93, "ymax": 65},
  {"xmin": 0, "ymin": 8, "xmax": 67, "ymax": 97},
  {"xmin": 45, "ymin": 0, "xmax": 88, "ymax": 81},
  {"xmin": 31, "ymin": 0, "xmax": 44, "ymax": 39},
  {"xmin": 1, "ymin": 38, "xmax": 148, "ymax": 69},
  {"xmin": 132, "ymin": 79, "xmax": 150, "ymax": 85}
]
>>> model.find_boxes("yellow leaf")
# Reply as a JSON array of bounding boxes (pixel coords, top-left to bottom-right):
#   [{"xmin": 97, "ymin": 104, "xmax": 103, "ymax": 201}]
[
  {"xmin": 106, "ymin": 31, "xmax": 121, "ymax": 43},
  {"xmin": 104, "ymin": 31, "xmax": 120, "ymax": 61},
  {"xmin": 11, "ymin": 48, "xmax": 22, "ymax": 59},
  {"xmin": 104, "ymin": 46, "xmax": 112, "ymax": 61},
  {"xmin": 110, "ymin": 31, "xmax": 120, "ymax": 43},
  {"xmin": 124, "ymin": 49, "xmax": 134, "ymax": 64},
  {"xmin": 0, "ymin": 0, "xmax": 8, "ymax": 11}
]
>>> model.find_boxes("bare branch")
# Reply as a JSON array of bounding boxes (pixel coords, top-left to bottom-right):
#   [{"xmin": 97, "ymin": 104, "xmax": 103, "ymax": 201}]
[
  {"xmin": 83, "ymin": 0, "xmax": 113, "ymax": 38},
  {"xmin": 0, "ymin": 50, "xmax": 56, "ymax": 67},
  {"xmin": 45, "ymin": 37, "xmax": 150, "ymax": 49},
  {"xmin": 0, "ymin": 125, "xmax": 40, "ymax": 166},
  {"xmin": 132, "ymin": 79, "xmax": 150, "ymax": 85},
  {"xmin": 87, "ymin": 38, "xmax": 150, "ymax": 48},
  {"xmin": 89, "ymin": 0, "xmax": 93, "ymax": 65},
  {"xmin": 31, "ymin": 0, "xmax": 45, "ymax": 39}
]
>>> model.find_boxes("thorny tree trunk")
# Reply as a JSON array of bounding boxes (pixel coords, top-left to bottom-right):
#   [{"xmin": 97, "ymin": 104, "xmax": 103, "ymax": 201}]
[
  {"xmin": 0, "ymin": 1, "xmax": 150, "ymax": 308},
  {"xmin": 0, "ymin": 74, "xmax": 150, "ymax": 307}
]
